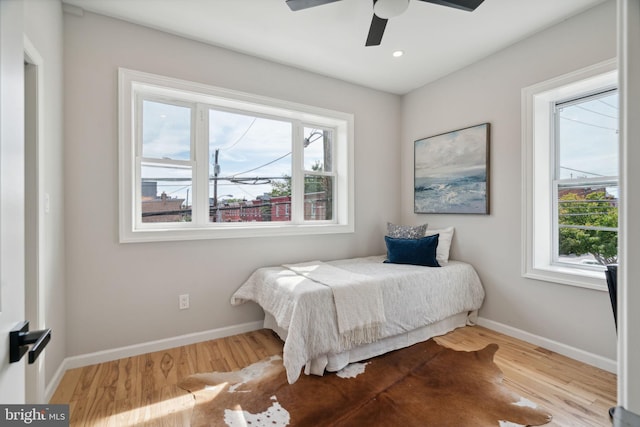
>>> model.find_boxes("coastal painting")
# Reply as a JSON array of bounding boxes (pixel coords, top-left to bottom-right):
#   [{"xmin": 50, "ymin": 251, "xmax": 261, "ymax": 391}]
[{"xmin": 414, "ymin": 123, "xmax": 490, "ymax": 214}]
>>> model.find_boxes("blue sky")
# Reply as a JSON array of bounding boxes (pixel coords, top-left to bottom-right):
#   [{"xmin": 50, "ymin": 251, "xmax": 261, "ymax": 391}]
[
  {"xmin": 557, "ymin": 91, "xmax": 618, "ymax": 180},
  {"xmin": 142, "ymin": 100, "xmax": 329, "ymax": 204}
]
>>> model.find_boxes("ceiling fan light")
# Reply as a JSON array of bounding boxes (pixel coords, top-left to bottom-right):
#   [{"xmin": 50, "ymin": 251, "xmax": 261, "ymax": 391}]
[{"xmin": 373, "ymin": 0, "xmax": 410, "ymax": 19}]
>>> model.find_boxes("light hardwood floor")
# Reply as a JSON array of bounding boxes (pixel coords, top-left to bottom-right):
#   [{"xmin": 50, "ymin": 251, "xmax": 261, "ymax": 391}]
[{"xmin": 50, "ymin": 326, "xmax": 616, "ymax": 426}]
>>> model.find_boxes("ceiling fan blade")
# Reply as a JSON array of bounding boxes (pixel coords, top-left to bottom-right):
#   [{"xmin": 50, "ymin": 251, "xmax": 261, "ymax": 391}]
[
  {"xmin": 285, "ymin": 0, "xmax": 341, "ymax": 11},
  {"xmin": 366, "ymin": 14, "xmax": 388, "ymax": 46},
  {"xmin": 418, "ymin": 0, "xmax": 485, "ymax": 12}
]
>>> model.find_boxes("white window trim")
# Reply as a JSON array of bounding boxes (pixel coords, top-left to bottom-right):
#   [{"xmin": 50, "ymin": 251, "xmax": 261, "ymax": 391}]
[
  {"xmin": 118, "ymin": 68, "xmax": 354, "ymax": 243},
  {"xmin": 521, "ymin": 59, "xmax": 617, "ymax": 290}
]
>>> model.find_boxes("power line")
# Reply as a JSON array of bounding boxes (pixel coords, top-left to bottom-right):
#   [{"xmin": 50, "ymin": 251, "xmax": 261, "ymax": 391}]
[
  {"xmin": 231, "ymin": 183, "xmax": 256, "ymax": 200},
  {"xmin": 232, "ymin": 151, "xmax": 291, "ymax": 177},
  {"xmin": 168, "ymin": 185, "xmax": 190, "ymax": 195},
  {"xmin": 598, "ymin": 98, "xmax": 619, "ymax": 110},
  {"xmin": 304, "ymin": 129, "xmax": 322, "ymax": 147},
  {"xmin": 575, "ymin": 105, "xmax": 617, "ymax": 120},
  {"xmin": 219, "ymin": 118, "xmax": 257, "ymax": 152},
  {"xmin": 227, "ymin": 129, "xmax": 323, "ymax": 178},
  {"xmin": 142, "ymin": 175, "xmax": 289, "ymax": 183},
  {"xmin": 560, "ymin": 116, "xmax": 618, "ymax": 132},
  {"xmin": 560, "ymin": 166, "xmax": 606, "ymax": 177},
  {"xmin": 204, "ymin": 129, "xmax": 324, "ymax": 199}
]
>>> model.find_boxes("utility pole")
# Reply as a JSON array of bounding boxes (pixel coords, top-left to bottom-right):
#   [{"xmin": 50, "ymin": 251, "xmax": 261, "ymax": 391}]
[
  {"xmin": 213, "ymin": 148, "xmax": 220, "ymax": 222},
  {"xmin": 323, "ymin": 130, "xmax": 333, "ymax": 220}
]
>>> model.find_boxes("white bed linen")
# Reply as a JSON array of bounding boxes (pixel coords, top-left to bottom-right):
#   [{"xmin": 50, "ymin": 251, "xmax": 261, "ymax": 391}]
[
  {"xmin": 282, "ymin": 261, "xmax": 386, "ymax": 347},
  {"xmin": 231, "ymin": 255, "xmax": 485, "ymax": 383},
  {"xmin": 264, "ymin": 310, "xmax": 475, "ymax": 375}
]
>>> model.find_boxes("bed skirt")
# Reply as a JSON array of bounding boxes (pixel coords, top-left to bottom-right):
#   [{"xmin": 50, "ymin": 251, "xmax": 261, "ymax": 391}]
[{"xmin": 264, "ymin": 309, "xmax": 477, "ymax": 376}]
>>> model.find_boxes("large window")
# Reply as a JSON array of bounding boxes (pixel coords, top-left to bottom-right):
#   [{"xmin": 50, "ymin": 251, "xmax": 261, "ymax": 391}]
[
  {"xmin": 522, "ymin": 60, "xmax": 618, "ymax": 290},
  {"xmin": 119, "ymin": 69, "xmax": 354, "ymax": 242}
]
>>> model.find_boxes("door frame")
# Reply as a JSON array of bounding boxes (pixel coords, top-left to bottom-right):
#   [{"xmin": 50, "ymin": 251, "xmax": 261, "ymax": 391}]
[{"xmin": 24, "ymin": 35, "xmax": 45, "ymax": 404}]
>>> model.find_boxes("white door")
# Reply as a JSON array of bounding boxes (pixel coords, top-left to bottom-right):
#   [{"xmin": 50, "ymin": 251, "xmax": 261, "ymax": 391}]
[{"xmin": 0, "ymin": 0, "xmax": 27, "ymax": 403}]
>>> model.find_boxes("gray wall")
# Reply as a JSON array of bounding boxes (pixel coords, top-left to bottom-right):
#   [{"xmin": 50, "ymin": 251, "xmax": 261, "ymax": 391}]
[
  {"xmin": 401, "ymin": 1, "xmax": 618, "ymax": 360},
  {"xmin": 63, "ymin": 11, "xmax": 401, "ymax": 356}
]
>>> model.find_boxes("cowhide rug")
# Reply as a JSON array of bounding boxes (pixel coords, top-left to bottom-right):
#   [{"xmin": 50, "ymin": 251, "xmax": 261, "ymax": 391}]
[{"xmin": 178, "ymin": 339, "xmax": 552, "ymax": 426}]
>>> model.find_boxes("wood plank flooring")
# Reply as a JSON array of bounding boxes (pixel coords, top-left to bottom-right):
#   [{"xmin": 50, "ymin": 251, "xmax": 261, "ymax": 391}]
[{"xmin": 50, "ymin": 326, "xmax": 616, "ymax": 426}]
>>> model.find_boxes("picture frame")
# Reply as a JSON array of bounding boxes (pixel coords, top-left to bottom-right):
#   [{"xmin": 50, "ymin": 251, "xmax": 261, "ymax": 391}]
[{"xmin": 414, "ymin": 123, "xmax": 490, "ymax": 214}]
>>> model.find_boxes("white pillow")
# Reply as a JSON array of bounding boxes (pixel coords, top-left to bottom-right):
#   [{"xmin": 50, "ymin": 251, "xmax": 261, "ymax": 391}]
[{"xmin": 424, "ymin": 226, "xmax": 454, "ymax": 266}]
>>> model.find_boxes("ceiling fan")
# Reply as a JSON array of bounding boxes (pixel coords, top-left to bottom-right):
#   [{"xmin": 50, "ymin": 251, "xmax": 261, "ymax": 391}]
[{"xmin": 285, "ymin": 0, "xmax": 485, "ymax": 46}]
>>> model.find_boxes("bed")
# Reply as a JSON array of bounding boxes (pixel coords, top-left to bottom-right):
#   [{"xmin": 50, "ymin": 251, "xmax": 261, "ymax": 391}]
[{"xmin": 231, "ymin": 254, "xmax": 485, "ymax": 383}]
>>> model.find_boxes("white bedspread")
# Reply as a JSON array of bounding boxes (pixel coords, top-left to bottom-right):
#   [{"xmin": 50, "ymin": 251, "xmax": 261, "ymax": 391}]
[
  {"xmin": 231, "ymin": 255, "xmax": 485, "ymax": 384},
  {"xmin": 282, "ymin": 261, "xmax": 386, "ymax": 347}
]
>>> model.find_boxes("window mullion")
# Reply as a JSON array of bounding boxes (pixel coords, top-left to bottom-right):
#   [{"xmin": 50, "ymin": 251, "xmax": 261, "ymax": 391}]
[
  {"xmin": 291, "ymin": 123, "xmax": 304, "ymax": 224},
  {"xmin": 551, "ymin": 106, "xmax": 561, "ymax": 265},
  {"xmin": 134, "ymin": 94, "xmax": 144, "ymax": 229},
  {"xmin": 552, "ymin": 104, "xmax": 561, "ymax": 181},
  {"xmin": 552, "ymin": 180, "xmax": 560, "ymax": 264},
  {"xmin": 194, "ymin": 104, "xmax": 209, "ymax": 225},
  {"xmin": 134, "ymin": 158, "xmax": 143, "ymax": 229}
]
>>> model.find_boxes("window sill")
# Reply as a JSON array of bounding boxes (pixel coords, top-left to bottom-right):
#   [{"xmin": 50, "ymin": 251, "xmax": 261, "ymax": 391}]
[
  {"xmin": 523, "ymin": 264, "xmax": 607, "ymax": 291},
  {"xmin": 120, "ymin": 222, "xmax": 355, "ymax": 243}
]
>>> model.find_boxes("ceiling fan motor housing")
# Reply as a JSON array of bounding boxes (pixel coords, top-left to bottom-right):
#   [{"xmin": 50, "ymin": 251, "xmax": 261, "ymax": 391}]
[{"xmin": 373, "ymin": 0, "xmax": 410, "ymax": 19}]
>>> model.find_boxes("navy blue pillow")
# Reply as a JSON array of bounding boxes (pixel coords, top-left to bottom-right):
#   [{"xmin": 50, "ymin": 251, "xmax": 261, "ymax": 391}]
[{"xmin": 384, "ymin": 234, "xmax": 440, "ymax": 267}]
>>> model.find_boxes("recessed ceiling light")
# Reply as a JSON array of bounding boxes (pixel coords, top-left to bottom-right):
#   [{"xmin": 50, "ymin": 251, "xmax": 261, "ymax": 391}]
[{"xmin": 392, "ymin": 50, "xmax": 404, "ymax": 58}]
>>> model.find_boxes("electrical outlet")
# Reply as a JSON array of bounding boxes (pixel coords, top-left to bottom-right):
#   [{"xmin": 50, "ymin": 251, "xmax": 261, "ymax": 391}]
[{"xmin": 179, "ymin": 294, "xmax": 190, "ymax": 310}]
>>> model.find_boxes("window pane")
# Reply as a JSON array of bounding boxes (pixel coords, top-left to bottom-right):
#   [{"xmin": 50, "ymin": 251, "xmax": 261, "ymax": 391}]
[
  {"xmin": 557, "ymin": 183, "xmax": 618, "ymax": 266},
  {"xmin": 142, "ymin": 100, "xmax": 191, "ymax": 160},
  {"xmin": 141, "ymin": 164, "xmax": 192, "ymax": 223},
  {"xmin": 209, "ymin": 109, "xmax": 292, "ymax": 222},
  {"xmin": 557, "ymin": 91, "xmax": 618, "ymax": 180},
  {"xmin": 304, "ymin": 128, "xmax": 332, "ymax": 172},
  {"xmin": 555, "ymin": 90, "xmax": 618, "ymax": 267},
  {"xmin": 304, "ymin": 175, "xmax": 333, "ymax": 221}
]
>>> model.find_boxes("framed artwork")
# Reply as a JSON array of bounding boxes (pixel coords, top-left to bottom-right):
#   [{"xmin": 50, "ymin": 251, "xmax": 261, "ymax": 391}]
[{"xmin": 414, "ymin": 123, "xmax": 490, "ymax": 214}]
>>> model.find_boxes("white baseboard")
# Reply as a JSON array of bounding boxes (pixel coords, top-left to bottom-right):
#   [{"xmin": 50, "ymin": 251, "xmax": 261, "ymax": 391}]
[
  {"xmin": 44, "ymin": 320, "xmax": 263, "ymax": 402},
  {"xmin": 477, "ymin": 317, "xmax": 617, "ymax": 373},
  {"xmin": 45, "ymin": 360, "xmax": 68, "ymax": 403}
]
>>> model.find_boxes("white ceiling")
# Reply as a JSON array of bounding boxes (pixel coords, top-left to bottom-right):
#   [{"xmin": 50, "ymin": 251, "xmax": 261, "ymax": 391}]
[{"xmin": 61, "ymin": 0, "xmax": 607, "ymax": 94}]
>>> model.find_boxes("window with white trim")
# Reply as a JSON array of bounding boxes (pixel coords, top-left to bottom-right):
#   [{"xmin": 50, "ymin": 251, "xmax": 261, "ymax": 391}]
[
  {"xmin": 522, "ymin": 60, "xmax": 618, "ymax": 290},
  {"xmin": 119, "ymin": 69, "xmax": 354, "ymax": 242}
]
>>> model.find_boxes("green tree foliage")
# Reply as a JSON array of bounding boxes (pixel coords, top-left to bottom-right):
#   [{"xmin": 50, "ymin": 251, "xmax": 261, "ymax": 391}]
[
  {"xmin": 558, "ymin": 191, "xmax": 618, "ymax": 265},
  {"xmin": 270, "ymin": 175, "xmax": 291, "ymax": 197},
  {"xmin": 269, "ymin": 162, "xmax": 327, "ymax": 196}
]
